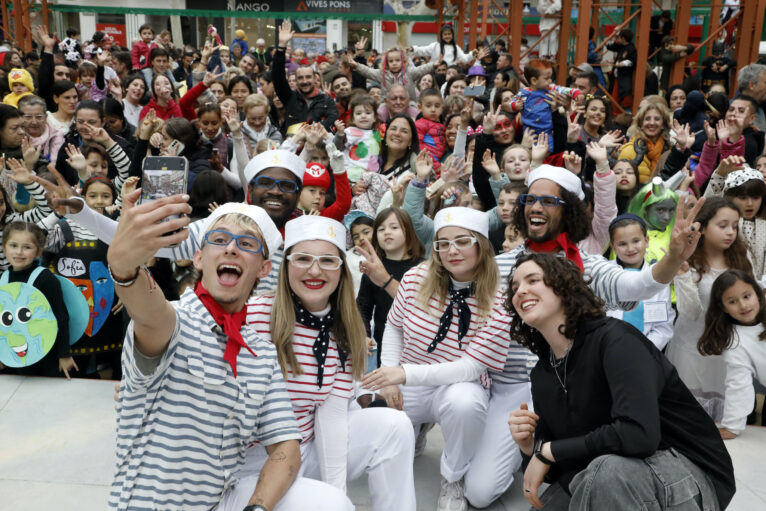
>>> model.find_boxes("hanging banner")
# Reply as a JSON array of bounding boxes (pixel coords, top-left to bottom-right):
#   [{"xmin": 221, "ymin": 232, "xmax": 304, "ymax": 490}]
[{"xmin": 96, "ymin": 23, "xmax": 127, "ymax": 47}]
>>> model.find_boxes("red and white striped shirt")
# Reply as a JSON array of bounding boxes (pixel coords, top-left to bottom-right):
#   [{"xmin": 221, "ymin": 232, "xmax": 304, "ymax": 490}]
[
  {"xmin": 246, "ymin": 294, "xmax": 354, "ymax": 444},
  {"xmin": 386, "ymin": 263, "xmax": 512, "ymax": 387}
]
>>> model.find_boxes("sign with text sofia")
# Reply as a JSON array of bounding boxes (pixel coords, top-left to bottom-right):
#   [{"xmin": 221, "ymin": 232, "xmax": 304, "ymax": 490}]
[{"xmin": 233, "ymin": 0, "xmax": 383, "ymax": 13}]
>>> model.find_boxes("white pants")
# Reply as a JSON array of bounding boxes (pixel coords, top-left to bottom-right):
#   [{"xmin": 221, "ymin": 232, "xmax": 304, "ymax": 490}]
[
  {"xmin": 402, "ymin": 381, "xmax": 489, "ymax": 483},
  {"xmin": 464, "ymin": 381, "xmax": 532, "ymax": 508},
  {"xmin": 217, "ymin": 474, "xmax": 351, "ymax": 511},
  {"xmin": 222, "ymin": 407, "xmax": 415, "ymax": 511}
]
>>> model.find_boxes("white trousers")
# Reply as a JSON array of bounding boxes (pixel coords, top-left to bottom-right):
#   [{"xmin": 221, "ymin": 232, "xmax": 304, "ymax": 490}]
[
  {"xmin": 220, "ymin": 407, "xmax": 415, "ymax": 511},
  {"xmin": 464, "ymin": 381, "xmax": 532, "ymax": 508},
  {"xmin": 402, "ymin": 381, "xmax": 489, "ymax": 483}
]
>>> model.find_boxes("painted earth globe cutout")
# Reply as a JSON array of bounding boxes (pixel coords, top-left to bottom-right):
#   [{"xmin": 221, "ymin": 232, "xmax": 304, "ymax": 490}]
[{"xmin": 0, "ymin": 282, "xmax": 58, "ymax": 368}]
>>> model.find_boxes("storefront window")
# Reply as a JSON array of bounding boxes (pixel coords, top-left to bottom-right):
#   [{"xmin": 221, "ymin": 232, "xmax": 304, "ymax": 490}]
[{"xmin": 347, "ymin": 21, "xmax": 372, "ymax": 49}]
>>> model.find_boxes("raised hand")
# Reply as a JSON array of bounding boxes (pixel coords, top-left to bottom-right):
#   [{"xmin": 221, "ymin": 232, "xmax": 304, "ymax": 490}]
[
  {"xmin": 460, "ymin": 98, "xmax": 474, "ymax": 128},
  {"xmin": 34, "ymin": 165, "xmax": 81, "ymax": 217},
  {"xmin": 598, "ymin": 129, "xmax": 625, "ymax": 148},
  {"xmin": 96, "ymin": 49, "xmax": 111, "ymax": 67},
  {"xmin": 355, "ymin": 36, "xmax": 368, "ymax": 52},
  {"xmin": 562, "ymin": 151, "xmax": 583, "ymax": 175},
  {"xmin": 415, "ymin": 149, "xmax": 433, "ymax": 180},
  {"xmin": 108, "ymin": 78, "xmax": 123, "ymax": 101},
  {"xmin": 333, "ymin": 119, "xmax": 346, "ymax": 136},
  {"xmin": 715, "ymin": 155, "xmax": 746, "ymax": 177},
  {"xmin": 203, "ymin": 70, "xmax": 225, "ymax": 88},
  {"xmin": 33, "ymin": 25, "xmax": 57, "ymax": 52},
  {"xmin": 672, "ymin": 119, "xmax": 694, "ymax": 151},
  {"xmin": 585, "ymin": 141, "xmax": 608, "ymax": 165},
  {"xmin": 703, "ymin": 120, "xmax": 716, "ymax": 144},
  {"xmin": 138, "ymin": 109, "xmax": 158, "ymax": 140},
  {"xmin": 21, "ymin": 136, "xmax": 42, "ymax": 171},
  {"xmin": 122, "ymin": 176, "xmax": 140, "ymax": 198},
  {"xmin": 89, "ymin": 125, "xmax": 116, "ymax": 149},
  {"xmin": 306, "ymin": 122, "xmax": 327, "ymax": 146},
  {"xmin": 223, "ymin": 109, "xmax": 242, "ymax": 137},
  {"xmin": 716, "ymin": 119, "xmax": 731, "ymax": 143},
  {"xmin": 482, "ymin": 105, "xmax": 501, "ymax": 133},
  {"xmin": 531, "ymin": 132, "xmax": 549, "ymax": 163},
  {"xmin": 64, "ymin": 144, "xmax": 87, "ymax": 173},
  {"xmin": 278, "ymin": 20, "xmax": 294, "ymax": 47},
  {"xmin": 667, "ymin": 195, "xmax": 706, "ymax": 262},
  {"xmin": 5, "ymin": 157, "xmax": 35, "ymax": 185},
  {"xmin": 566, "ymin": 111, "xmax": 582, "ymax": 144},
  {"xmin": 481, "ymin": 148, "xmax": 501, "ymax": 177},
  {"xmin": 521, "ymin": 127, "xmax": 536, "ymax": 149}
]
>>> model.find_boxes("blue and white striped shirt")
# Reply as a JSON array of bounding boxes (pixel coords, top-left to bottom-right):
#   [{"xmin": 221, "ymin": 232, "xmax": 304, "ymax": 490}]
[{"xmin": 110, "ymin": 290, "xmax": 300, "ymax": 510}]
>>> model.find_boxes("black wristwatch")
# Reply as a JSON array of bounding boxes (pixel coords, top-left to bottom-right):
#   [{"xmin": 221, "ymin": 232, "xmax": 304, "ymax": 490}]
[
  {"xmin": 243, "ymin": 505, "xmax": 268, "ymax": 511},
  {"xmin": 533, "ymin": 439, "xmax": 554, "ymax": 465}
]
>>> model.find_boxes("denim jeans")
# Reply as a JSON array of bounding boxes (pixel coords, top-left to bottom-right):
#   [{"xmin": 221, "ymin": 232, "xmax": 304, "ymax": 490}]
[{"xmin": 536, "ymin": 449, "xmax": 720, "ymax": 511}]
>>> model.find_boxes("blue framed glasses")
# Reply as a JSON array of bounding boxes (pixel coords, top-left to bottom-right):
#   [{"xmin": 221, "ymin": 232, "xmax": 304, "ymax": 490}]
[
  {"xmin": 252, "ymin": 175, "xmax": 300, "ymax": 193},
  {"xmin": 519, "ymin": 194, "xmax": 566, "ymax": 207},
  {"xmin": 203, "ymin": 230, "xmax": 264, "ymax": 255}
]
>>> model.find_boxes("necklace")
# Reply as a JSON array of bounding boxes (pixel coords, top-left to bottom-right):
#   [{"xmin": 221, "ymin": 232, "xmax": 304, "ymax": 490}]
[{"xmin": 549, "ymin": 340, "xmax": 573, "ymax": 393}]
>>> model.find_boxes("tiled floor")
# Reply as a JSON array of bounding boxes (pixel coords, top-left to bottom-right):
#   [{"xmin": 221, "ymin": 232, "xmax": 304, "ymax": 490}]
[{"xmin": 1, "ymin": 375, "xmax": 764, "ymax": 510}]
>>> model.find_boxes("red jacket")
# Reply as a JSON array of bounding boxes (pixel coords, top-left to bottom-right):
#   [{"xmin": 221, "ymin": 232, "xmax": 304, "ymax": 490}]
[
  {"xmin": 178, "ymin": 81, "xmax": 209, "ymax": 121},
  {"xmin": 415, "ymin": 117, "xmax": 446, "ymax": 170},
  {"xmin": 139, "ymin": 98, "xmax": 182, "ymax": 121},
  {"xmin": 320, "ymin": 171, "xmax": 352, "ymax": 223},
  {"xmin": 131, "ymin": 40, "xmax": 156, "ymax": 70}
]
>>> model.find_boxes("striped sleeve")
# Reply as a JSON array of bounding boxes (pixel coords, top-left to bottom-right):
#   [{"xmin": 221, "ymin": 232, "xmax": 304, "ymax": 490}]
[
  {"xmin": 255, "ymin": 355, "xmax": 306, "ymax": 446},
  {"xmin": 121, "ymin": 312, "xmax": 180, "ymax": 392},
  {"xmin": 107, "ymin": 143, "xmax": 131, "ymax": 198},
  {"xmin": 386, "ymin": 264, "xmax": 421, "ymax": 329},
  {"xmin": 465, "ymin": 291, "xmax": 513, "ymax": 372},
  {"xmin": 585, "ymin": 253, "xmax": 665, "ymax": 310},
  {"xmin": 21, "ymin": 181, "xmax": 53, "ymax": 223}
]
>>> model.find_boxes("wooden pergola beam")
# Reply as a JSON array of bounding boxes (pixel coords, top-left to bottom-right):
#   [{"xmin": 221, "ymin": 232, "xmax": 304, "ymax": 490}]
[
  {"xmin": 631, "ymin": 0, "xmax": 652, "ymax": 112},
  {"xmin": 668, "ymin": 0, "xmax": 691, "ymax": 89}
]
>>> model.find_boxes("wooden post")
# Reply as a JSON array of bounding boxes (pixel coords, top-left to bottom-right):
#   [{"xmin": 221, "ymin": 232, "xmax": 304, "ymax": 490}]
[
  {"xmin": 480, "ymin": 0, "xmax": 489, "ymax": 41},
  {"xmin": 41, "ymin": 0, "xmax": 50, "ymax": 31},
  {"xmin": 1, "ymin": 1, "xmax": 9, "ymax": 41},
  {"xmin": 510, "ymin": 0, "xmax": 522, "ymax": 70},
  {"xmin": 707, "ymin": 0, "xmax": 721, "ymax": 58},
  {"xmin": 468, "ymin": 0, "xmax": 480, "ymax": 49},
  {"xmin": 13, "ymin": 1, "xmax": 24, "ymax": 51},
  {"xmin": 456, "ymin": 0, "xmax": 466, "ymax": 47},
  {"xmin": 591, "ymin": 1, "xmax": 600, "ymax": 35},
  {"xmin": 734, "ymin": 0, "xmax": 756, "ymax": 75},
  {"xmin": 668, "ymin": 0, "xmax": 691, "ymax": 89},
  {"xmin": 575, "ymin": 0, "xmax": 592, "ymax": 67},
  {"xmin": 557, "ymin": 0, "xmax": 572, "ymax": 84},
  {"xmin": 632, "ymin": 0, "xmax": 652, "ymax": 113},
  {"xmin": 750, "ymin": 0, "xmax": 766, "ymax": 63}
]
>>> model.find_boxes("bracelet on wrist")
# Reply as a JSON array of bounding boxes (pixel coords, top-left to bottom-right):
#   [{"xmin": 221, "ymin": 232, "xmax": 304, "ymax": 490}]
[
  {"xmin": 411, "ymin": 178, "xmax": 428, "ymax": 189},
  {"xmin": 108, "ymin": 264, "xmax": 146, "ymax": 287},
  {"xmin": 382, "ymin": 275, "xmax": 394, "ymax": 289}
]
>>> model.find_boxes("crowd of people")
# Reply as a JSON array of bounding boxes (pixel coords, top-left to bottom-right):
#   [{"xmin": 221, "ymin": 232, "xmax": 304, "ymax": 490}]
[{"xmin": 0, "ymin": 12, "xmax": 765, "ymax": 511}]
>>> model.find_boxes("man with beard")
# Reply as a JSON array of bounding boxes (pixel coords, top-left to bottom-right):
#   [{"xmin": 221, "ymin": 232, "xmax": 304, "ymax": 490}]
[
  {"xmin": 61, "ymin": 150, "xmax": 308, "ymax": 294},
  {"xmin": 456, "ymin": 164, "xmax": 706, "ymax": 509},
  {"xmin": 273, "ymin": 21, "xmax": 338, "ymax": 133},
  {"xmin": 331, "ymin": 74, "xmax": 353, "ymax": 123}
]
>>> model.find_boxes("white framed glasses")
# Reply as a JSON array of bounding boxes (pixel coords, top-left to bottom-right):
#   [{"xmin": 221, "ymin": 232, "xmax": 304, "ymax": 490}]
[
  {"xmin": 287, "ymin": 252, "xmax": 344, "ymax": 270},
  {"xmin": 432, "ymin": 236, "xmax": 478, "ymax": 252}
]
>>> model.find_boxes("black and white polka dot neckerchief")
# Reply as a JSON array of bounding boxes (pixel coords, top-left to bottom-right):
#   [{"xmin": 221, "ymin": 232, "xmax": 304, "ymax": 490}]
[
  {"xmin": 428, "ymin": 285, "xmax": 471, "ymax": 353},
  {"xmin": 293, "ymin": 300, "xmax": 345, "ymax": 388}
]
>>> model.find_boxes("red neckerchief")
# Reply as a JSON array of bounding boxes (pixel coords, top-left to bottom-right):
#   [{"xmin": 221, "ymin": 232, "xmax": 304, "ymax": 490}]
[
  {"xmin": 526, "ymin": 232, "xmax": 584, "ymax": 272},
  {"xmin": 194, "ymin": 281, "xmax": 255, "ymax": 378}
]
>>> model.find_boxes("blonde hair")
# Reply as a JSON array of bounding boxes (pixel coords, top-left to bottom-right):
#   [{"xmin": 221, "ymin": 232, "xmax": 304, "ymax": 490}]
[
  {"xmin": 243, "ymin": 93, "xmax": 271, "ymax": 114},
  {"xmin": 629, "ymin": 101, "xmax": 671, "ymax": 142},
  {"xmin": 416, "ymin": 230, "xmax": 499, "ymax": 320},
  {"xmin": 270, "ymin": 245, "xmax": 367, "ymax": 381},
  {"xmin": 502, "ymin": 144, "xmax": 531, "ymax": 160}
]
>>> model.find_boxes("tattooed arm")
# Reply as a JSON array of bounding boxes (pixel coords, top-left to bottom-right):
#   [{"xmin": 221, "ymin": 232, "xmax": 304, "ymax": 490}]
[{"xmin": 248, "ymin": 439, "xmax": 301, "ymax": 509}]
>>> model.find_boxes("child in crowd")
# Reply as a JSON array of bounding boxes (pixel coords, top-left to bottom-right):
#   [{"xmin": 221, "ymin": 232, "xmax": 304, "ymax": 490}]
[
  {"xmin": 628, "ymin": 177, "xmax": 679, "ymax": 263},
  {"xmin": 352, "ymin": 46, "xmax": 437, "ymax": 101},
  {"xmin": 670, "ymin": 197, "xmax": 753, "ymax": 422},
  {"xmin": 1, "ymin": 221, "xmax": 72, "ymax": 378},
  {"xmin": 334, "ymin": 94, "xmax": 381, "ymax": 184},
  {"xmin": 415, "ymin": 88, "xmax": 446, "ymax": 170},
  {"xmin": 59, "ymin": 28, "xmax": 82, "ymax": 68},
  {"xmin": 510, "ymin": 59, "xmax": 582, "ymax": 152},
  {"xmin": 42, "ymin": 175, "xmax": 124, "ymax": 379},
  {"xmin": 500, "ymin": 145, "xmax": 532, "ymax": 183},
  {"xmin": 3, "ymin": 68, "xmax": 34, "ymax": 107},
  {"xmin": 76, "ymin": 61, "xmax": 98, "ymax": 101},
  {"xmin": 719, "ymin": 166, "xmax": 766, "ymax": 279},
  {"xmin": 699, "ymin": 270, "xmax": 766, "ymax": 438},
  {"xmin": 298, "ymin": 160, "xmax": 351, "ymax": 222},
  {"xmin": 614, "ymin": 159, "xmax": 640, "ymax": 214},
  {"xmin": 356, "ymin": 207, "xmax": 425, "ymax": 367},
  {"xmin": 606, "ymin": 214, "xmax": 674, "ymax": 350},
  {"xmin": 131, "ymin": 24, "xmax": 156, "ymax": 70},
  {"xmin": 344, "ymin": 210, "xmax": 375, "ymax": 296}
]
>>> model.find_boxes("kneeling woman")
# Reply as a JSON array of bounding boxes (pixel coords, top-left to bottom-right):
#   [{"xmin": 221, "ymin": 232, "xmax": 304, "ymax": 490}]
[
  {"xmin": 373, "ymin": 207, "xmax": 512, "ymax": 510},
  {"xmin": 234, "ymin": 215, "xmax": 416, "ymax": 511},
  {"xmin": 507, "ymin": 253, "xmax": 735, "ymax": 510}
]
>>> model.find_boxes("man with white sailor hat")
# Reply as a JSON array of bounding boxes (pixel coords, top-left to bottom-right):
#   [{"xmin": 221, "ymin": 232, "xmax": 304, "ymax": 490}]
[
  {"xmin": 458, "ymin": 163, "xmax": 709, "ymax": 509},
  {"xmin": 106, "ymin": 191, "xmax": 352, "ymax": 511}
]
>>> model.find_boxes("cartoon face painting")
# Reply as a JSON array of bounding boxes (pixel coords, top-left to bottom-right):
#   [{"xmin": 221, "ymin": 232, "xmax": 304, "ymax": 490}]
[
  {"xmin": 0, "ymin": 282, "xmax": 57, "ymax": 367},
  {"xmin": 59, "ymin": 253, "xmax": 114, "ymax": 337}
]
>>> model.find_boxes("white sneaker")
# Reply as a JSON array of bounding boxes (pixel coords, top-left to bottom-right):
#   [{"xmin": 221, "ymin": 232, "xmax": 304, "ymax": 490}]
[
  {"xmin": 437, "ymin": 477, "xmax": 467, "ymax": 511},
  {"xmin": 414, "ymin": 422, "xmax": 435, "ymax": 457}
]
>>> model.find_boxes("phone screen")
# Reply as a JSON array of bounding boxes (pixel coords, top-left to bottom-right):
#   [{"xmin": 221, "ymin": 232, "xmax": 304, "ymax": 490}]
[
  {"xmin": 463, "ymin": 85, "xmax": 486, "ymax": 97},
  {"xmin": 140, "ymin": 157, "xmax": 189, "ymax": 245},
  {"xmin": 140, "ymin": 157, "xmax": 188, "ymax": 204}
]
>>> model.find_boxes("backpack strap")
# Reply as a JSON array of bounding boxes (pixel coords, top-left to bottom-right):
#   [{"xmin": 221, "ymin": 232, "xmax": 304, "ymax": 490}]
[
  {"xmin": 0, "ymin": 270, "xmax": 7, "ymax": 285},
  {"xmin": 27, "ymin": 266, "xmax": 46, "ymax": 286}
]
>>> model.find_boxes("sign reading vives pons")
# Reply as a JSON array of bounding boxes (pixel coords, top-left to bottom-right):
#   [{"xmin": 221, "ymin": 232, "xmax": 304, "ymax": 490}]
[{"xmin": 232, "ymin": 0, "xmax": 383, "ymax": 13}]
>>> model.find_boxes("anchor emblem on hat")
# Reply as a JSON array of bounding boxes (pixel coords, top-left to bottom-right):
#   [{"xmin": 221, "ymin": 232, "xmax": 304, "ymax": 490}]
[
  {"xmin": 327, "ymin": 226, "xmax": 336, "ymax": 238},
  {"xmin": 444, "ymin": 212, "xmax": 453, "ymax": 223}
]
